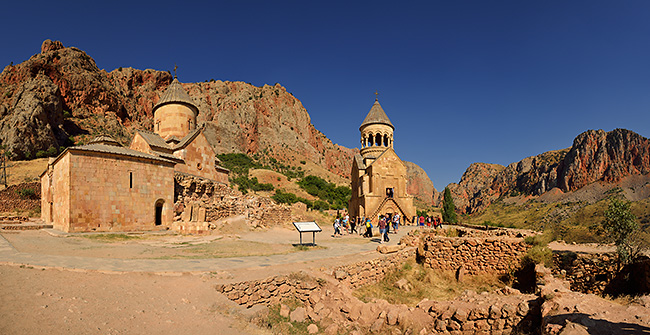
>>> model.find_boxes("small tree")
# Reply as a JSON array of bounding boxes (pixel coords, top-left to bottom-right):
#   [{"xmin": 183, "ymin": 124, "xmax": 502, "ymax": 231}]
[
  {"xmin": 600, "ymin": 198, "xmax": 640, "ymax": 265},
  {"xmin": 442, "ymin": 187, "xmax": 457, "ymax": 223}
]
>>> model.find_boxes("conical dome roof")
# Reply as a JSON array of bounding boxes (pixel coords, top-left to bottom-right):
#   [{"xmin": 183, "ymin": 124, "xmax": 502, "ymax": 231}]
[
  {"xmin": 359, "ymin": 99, "xmax": 393, "ymax": 130},
  {"xmin": 88, "ymin": 134, "xmax": 122, "ymax": 146},
  {"xmin": 153, "ymin": 78, "xmax": 198, "ymax": 115}
]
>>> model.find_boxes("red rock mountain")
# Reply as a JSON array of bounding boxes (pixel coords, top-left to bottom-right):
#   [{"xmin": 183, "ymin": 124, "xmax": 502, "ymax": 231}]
[
  {"xmin": 0, "ymin": 40, "xmax": 434, "ymax": 202},
  {"xmin": 435, "ymin": 129, "xmax": 650, "ymax": 214}
]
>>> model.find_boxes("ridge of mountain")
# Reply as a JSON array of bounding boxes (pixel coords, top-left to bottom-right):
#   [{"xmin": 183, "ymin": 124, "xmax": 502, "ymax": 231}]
[{"xmin": 435, "ymin": 128, "xmax": 650, "ymax": 214}]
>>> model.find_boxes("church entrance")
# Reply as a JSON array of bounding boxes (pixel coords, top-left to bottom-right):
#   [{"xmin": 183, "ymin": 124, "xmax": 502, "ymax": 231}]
[{"xmin": 155, "ymin": 199, "xmax": 164, "ymax": 226}]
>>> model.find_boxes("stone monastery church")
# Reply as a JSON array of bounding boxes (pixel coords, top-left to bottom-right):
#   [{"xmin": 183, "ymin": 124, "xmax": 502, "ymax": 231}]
[
  {"xmin": 40, "ymin": 78, "xmax": 230, "ymax": 232},
  {"xmin": 349, "ymin": 99, "xmax": 416, "ymax": 222}
]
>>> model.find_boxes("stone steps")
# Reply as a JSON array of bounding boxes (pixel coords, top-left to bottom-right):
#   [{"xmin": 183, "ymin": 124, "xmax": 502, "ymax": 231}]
[{"xmin": 0, "ymin": 218, "xmax": 52, "ymax": 230}]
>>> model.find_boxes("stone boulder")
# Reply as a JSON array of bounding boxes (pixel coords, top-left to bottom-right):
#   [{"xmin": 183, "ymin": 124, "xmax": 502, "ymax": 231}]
[{"xmin": 377, "ymin": 244, "xmax": 404, "ymax": 254}]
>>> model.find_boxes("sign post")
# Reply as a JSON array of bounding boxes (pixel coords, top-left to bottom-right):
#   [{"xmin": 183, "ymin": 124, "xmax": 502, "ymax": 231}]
[{"xmin": 292, "ymin": 221, "xmax": 322, "ymax": 246}]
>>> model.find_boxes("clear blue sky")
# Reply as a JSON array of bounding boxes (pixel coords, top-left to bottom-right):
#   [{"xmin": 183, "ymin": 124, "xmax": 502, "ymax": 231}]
[{"xmin": 3, "ymin": 1, "xmax": 650, "ymax": 191}]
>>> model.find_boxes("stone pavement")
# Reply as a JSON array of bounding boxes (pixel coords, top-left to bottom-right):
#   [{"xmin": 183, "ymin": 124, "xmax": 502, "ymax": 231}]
[{"xmin": 0, "ymin": 225, "xmax": 421, "ymax": 273}]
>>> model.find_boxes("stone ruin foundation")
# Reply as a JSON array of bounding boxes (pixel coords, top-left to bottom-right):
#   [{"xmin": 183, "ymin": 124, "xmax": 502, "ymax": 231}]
[
  {"xmin": 171, "ymin": 173, "xmax": 292, "ymax": 234},
  {"xmin": 215, "ymin": 227, "xmax": 650, "ymax": 334}
]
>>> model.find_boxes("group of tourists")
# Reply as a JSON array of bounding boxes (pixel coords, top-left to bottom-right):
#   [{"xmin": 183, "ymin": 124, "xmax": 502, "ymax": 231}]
[
  {"xmin": 333, "ymin": 212, "xmax": 409, "ymax": 242},
  {"xmin": 333, "ymin": 212, "xmax": 443, "ymax": 239},
  {"xmin": 413, "ymin": 215, "xmax": 442, "ymax": 228}
]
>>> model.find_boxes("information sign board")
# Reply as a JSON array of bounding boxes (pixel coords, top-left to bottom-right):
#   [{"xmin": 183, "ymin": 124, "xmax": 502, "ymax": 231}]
[{"xmin": 292, "ymin": 221, "xmax": 322, "ymax": 245}]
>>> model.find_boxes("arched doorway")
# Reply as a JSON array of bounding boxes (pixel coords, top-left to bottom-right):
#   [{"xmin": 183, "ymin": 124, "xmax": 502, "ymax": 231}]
[{"xmin": 155, "ymin": 199, "xmax": 164, "ymax": 226}]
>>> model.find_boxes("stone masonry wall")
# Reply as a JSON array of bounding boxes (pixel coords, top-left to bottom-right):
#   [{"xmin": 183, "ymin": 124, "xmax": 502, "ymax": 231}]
[
  {"xmin": 417, "ymin": 232, "xmax": 530, "ymax": 275},
  {"xmin": 331, "ymin": 247, "xmax": 416, "ymax": 288},
  {"xmin": 172, "ymin": 173, "xmax": 291, "ymax": 234},
  {"xmin": 215, "ymin": 273, "xmax": 321, "ymax": 308},
  {"xmin": 552, "ymin": 252, "xmax": 618, "ymax": 295}
]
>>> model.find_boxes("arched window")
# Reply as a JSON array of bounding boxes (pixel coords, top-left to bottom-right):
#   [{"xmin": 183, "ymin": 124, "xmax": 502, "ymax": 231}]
[
  {"xmin": 383, "ymin": 134, "xmax": 389, "ymax": 147},
  {"xmin": 375, "ymin": 133, "xmax": 382, "ymax": 147}
]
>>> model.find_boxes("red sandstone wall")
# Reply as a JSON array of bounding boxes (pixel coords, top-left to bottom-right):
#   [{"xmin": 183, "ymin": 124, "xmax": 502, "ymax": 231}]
[
  {"xmin": 51, "ymin": 154, "xmax": 71, "ymax": 231},
  {"xmin": 174, "ymin": 132, "xmax": 228, "ymax": 184},
  {"xmin": 67, "ymin": 152, "xmax": 174, "ymax": 232},
  {"xmin": 129, "ymin": 133, "xmax": 154, "ymax": 155}
]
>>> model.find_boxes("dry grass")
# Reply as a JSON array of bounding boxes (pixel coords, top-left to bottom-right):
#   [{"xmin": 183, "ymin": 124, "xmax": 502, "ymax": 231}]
[
  {"xmin": 4, "ymin": 158, "xmax": 49, "ymax": 186},
  {"xmin": 467, "ymin": 200, "xmax": 553, "ymax": 229},
  {"xmin": 353, "ymin": 260, "xmax": 506, "ymax": 306},
  {"xmin": 160, "ymin": 240, "xmax": 302, "ymax": 259}
]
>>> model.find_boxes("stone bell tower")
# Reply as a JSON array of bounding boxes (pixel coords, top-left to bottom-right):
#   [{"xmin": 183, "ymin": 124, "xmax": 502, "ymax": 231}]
[
  {"xmin": 349, "ymin": 97, "xmax": 416, "ymax": 222},
  {"xmin": 359, "ymin": 98, "xmax": 394, "ymax": 163},
  {"xmin": 152, "ymin": 78, "xmax": 199, "ymax": 141}
]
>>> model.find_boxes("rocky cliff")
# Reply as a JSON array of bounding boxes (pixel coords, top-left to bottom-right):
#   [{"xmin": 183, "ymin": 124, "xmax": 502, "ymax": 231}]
[
  {"xmin": 435, "ymin": 129, "xmax": 650, "ymax": 214},
  {"xmin": 404, "ymin": 161, "xmax": 437, "ymax": 203},
  {"xmin": 0, "ymin": 40, "xmax": 433, "ymax": 202}
]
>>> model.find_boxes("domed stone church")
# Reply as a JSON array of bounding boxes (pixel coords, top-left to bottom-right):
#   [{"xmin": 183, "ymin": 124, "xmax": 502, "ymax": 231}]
[
  {"xmin": 348, "ymin": 98, "xmax": 416, "ymax": 222},
  {"xmin": 40, "ymin": 78, "xmax": 229, "ymax": 232}
]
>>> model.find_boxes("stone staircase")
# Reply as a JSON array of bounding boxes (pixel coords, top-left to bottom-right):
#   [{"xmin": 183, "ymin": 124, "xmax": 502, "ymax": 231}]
[{"xmin": 0, "ymin": 216, "xmax": 52, "ymax": 230}]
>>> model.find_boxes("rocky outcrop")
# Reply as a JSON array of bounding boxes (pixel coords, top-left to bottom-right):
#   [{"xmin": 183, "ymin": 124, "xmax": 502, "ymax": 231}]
[
  {"xmin": 0, "ymin": 40, "xmax": 433, "ymax": 201},
  {"xmin": 559, "ymin": 129, "xmax": 650, "ymax": 191},
  {"xmin": 434, "ymin": 162, "xmax": 505, "ymax": 215},
  {"xmin": 435, "ymin": 129, "xmax": 650, "ymax": 214},
  {"xmin": 404, "ymin": 161, "xmax": 436, "ymax": 203}
]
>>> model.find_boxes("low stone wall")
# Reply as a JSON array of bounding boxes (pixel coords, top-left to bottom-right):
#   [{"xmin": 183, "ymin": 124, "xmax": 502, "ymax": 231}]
[
  {"xmin": 215, "ymin": 273, "xmax": 321, "ymax": 308},
  {"xmin": 552, "ymin": 252, "xmax": 617, "ymax": 295},
  {"xmin": 552, "ymin": 252, "xmax": 650, "ymax": 296},
  {"xmin": 417, "ymin": 232, "xmax": 529, "ymax": 275},
  {"xmin": 172, "ymin": 173, "xmax": 292, "ymax": 234},
  {"xmin": 331, "ymin": 248, "xmax": 416, "ymax": 288},
  {"xmin": 217, "ymin": 270, "xmax": 539, "ymax": 334}
]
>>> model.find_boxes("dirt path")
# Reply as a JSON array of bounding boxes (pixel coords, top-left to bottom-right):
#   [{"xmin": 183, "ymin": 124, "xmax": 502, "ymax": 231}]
[
  {"xmin": 0, "ymin": 225, "xmax": 417, "ymax": 334},
  {"xmin": 0, "ymin": 264, "xmax": 269, "ymax": 335},
  {"xmin": 548, "ymin": 241, "xmax": 616, "ymax": 254}
]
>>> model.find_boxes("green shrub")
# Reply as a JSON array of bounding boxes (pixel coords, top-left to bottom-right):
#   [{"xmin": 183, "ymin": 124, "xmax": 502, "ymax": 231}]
[
  {"xmin": 232, "ymin": 176, "xmax": 274, "ymax": 194},
  {"xmin": 17, "ymin": 188, "xmax": 36, "ymax": 199},
  {"xmin": 297, "ymin": 175, "xmax": 350, "ymax": 210},
  {"xmin": 523, "ymin": 245, "xmax": 553, "ymax": 267},
  {"xmin": 217, "ymin": 153, "xmax": 263, "ymax": 175}
]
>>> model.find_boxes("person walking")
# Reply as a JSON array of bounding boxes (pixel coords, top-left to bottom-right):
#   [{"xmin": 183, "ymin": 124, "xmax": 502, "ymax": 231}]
[
  {"xmin": 350, "ymin": 216, "xmax": 357, "ymax": 234},
  {"xmin": 385, "ymin": 213, "xmax": 391, "ymax": 235},
  {"xmin": 333, "ymin": 218, "xmax": 342, "ymax": 237},
  {"xmin": 363, "ymin": 218, "xmax": 373, "ymax": 238},
  {"xmin": 378, "ymin": 215, "xmax": 387, "ymax": 243},
  {"xmin": 392, "ymin": 213, "xmax": 400, "ymax": 233}
]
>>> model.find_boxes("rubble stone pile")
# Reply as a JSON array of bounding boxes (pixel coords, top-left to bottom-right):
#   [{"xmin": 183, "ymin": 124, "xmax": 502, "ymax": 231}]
[
  {"xmin": 218, "ymin": 270, "xmax": 540, "ymax": 334},
  {"xmin": 0, "ymin": 182, "xmax": 40, "ymax": 212}
]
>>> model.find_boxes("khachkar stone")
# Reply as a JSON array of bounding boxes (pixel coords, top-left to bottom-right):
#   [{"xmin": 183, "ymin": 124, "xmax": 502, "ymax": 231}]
[{"xmin": 348, "ymin": 98, "xmax": 416, "ymax": 223}]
